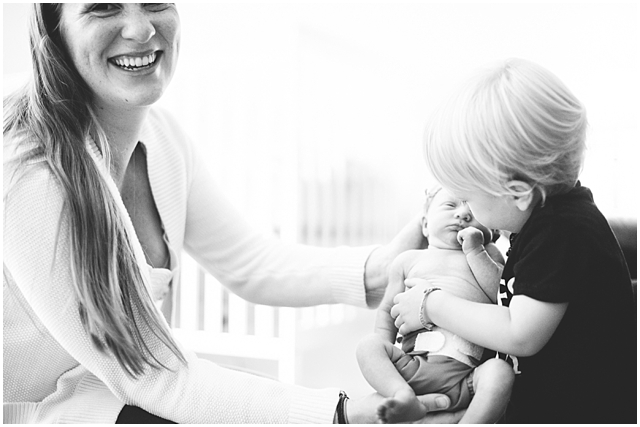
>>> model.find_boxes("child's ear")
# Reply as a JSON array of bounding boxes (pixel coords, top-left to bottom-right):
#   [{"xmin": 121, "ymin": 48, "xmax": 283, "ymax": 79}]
[{"xmin": 506, "ymin": 180, "xmax": 536, "ymax": 211}]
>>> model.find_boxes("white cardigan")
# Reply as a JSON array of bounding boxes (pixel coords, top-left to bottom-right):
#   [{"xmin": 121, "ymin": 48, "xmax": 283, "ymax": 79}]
[{"xmin": 3, "ymin": 107, "xmax": 376, "ymax": 423}]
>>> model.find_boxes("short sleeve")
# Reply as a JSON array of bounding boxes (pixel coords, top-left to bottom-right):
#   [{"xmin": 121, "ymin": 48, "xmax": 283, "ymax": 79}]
[{"xmin": 512, "ymin": 221, "xmax": 591, "ymax": 303}]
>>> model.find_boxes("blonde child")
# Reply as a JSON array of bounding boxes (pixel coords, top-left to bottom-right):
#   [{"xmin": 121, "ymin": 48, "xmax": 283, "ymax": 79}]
[
  {"xmin": 392, "ymin": 58, "xmax": 636, "ymax": 423},
  {"xmin": 357, "ymin": 187, "xmax": 514, "ymax": 423}
]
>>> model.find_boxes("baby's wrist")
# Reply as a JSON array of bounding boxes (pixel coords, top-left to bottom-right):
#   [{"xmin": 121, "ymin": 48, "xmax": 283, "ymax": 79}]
[{"xmin": 463, "ymin": 244, "xmax": 486, "ymax": 257}]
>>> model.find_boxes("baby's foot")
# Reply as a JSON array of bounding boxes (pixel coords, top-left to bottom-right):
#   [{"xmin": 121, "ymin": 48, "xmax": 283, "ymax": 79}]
[{"xmin": 377, "ymin": 389, "xmax": 426, "ymax": 423}]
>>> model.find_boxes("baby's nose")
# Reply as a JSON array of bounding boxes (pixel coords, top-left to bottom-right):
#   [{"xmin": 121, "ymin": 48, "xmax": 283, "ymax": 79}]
[{"xmin": 455, "ymin": 206, "xmax": 472, "ymax": 222}]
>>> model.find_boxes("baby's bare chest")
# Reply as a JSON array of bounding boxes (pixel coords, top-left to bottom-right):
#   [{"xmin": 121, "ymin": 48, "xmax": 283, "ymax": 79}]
[{"xmin": 406, "ymin": 249, "xmax": 482, "ymax": 300}]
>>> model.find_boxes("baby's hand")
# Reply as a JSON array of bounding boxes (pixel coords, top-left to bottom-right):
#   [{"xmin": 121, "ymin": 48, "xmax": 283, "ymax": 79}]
[{"xmin": 457, "ymin": 227, "xmax": 485, "ymax": 255}]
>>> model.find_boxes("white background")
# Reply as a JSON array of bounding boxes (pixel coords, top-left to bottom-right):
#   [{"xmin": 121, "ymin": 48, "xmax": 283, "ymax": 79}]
[{"xmin": 4, "ymin": 1, "xmax": 638, "ymax": 395}]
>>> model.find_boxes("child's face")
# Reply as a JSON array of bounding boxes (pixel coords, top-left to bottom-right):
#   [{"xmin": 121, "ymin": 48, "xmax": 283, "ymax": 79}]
[{"xmin": 423, "ymin": 189, "xmax": 491, "ymax": 249}]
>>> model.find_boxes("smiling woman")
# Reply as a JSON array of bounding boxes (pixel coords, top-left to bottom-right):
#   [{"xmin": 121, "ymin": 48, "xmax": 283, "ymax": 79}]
[
  {"xmin": 4, "ymin": 2, "xmax": 638, "ymax": 424},
  {"xmin": 2, "ymin": 3, "xmax": 451, "ymax": 424},
  {"xmin": 59, "ymin": 3, "xmax": 180, "ymax": 109}
]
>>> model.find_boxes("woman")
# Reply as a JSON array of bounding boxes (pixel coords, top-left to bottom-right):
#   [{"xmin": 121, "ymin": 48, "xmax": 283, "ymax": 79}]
[{"xmin": 3, "ymin": 4, "xmax": 452, "ymax": 423}]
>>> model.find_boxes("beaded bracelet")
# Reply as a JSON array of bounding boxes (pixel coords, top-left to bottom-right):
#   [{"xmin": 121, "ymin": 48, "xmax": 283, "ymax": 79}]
[{"xmin": 419, "ymin": 287, "xmax": 442, "ymax": 330}]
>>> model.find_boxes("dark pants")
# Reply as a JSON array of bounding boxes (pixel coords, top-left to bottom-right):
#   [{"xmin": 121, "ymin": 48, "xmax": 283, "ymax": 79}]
[{"xmin": 116, "ymin": 405, "xmax": 176, "ymax": 424}]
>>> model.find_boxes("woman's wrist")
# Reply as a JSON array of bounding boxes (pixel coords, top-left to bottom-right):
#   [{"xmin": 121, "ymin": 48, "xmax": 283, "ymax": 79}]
[
  {"xmin": 363, "ymin": 246, "xmax": 387, "ymax": 307},
  {"xmin": 334, "ymin": 391, "xmax": 349, "ymax": 424},
  {"xmin": 342, "ymin": 393, "xmax": 382, "ymax": 424}
]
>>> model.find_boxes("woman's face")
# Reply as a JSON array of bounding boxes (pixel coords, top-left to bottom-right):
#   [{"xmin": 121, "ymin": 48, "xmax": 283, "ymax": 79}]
[{"xmin": 59, "ymin": 4, "xmax": 180, "ymax": 110}]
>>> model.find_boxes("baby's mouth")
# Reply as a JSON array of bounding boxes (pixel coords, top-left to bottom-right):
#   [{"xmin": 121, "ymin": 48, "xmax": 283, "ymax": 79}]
[{"xmin": 110, "ymin": 52, "xmax": 159, "ymax": 71}]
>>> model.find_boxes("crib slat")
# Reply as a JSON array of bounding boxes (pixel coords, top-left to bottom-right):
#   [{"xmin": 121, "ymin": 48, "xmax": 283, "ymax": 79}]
[
  {"xmin": 179, "ymin": 254, "xmax": 199, "ymax": 331},
  {"xmin": 254, "ymin": 305, "xmax": 276, "ymax": 338},
  {"xmin": 228, "ymin": 292, "xmax": 248, "ymax": 336},
  {"xmin": 203, "ymin": 274, "xmax": 224, "ymax": 334}
]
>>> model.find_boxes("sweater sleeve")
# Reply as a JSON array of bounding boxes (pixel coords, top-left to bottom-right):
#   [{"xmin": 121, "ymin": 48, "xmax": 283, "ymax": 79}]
[
  {"xmin": 182, "ymin": 136, "xmax": 377, "ymax": 308},
  {"xmin": 3, "ymin": 161, "xmax": 341, "ymax": 423}
]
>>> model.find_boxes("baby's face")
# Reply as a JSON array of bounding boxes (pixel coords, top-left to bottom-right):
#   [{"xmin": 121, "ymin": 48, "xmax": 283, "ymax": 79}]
[{"xmin": 422, "ymin": 189, "xmax": 492, "ymax": 249}]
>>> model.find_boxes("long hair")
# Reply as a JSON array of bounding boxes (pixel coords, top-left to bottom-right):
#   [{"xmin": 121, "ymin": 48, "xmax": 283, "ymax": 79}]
[
  {"xmin": 3, "ymin": 4, "xmax": 185, "ymax": 376},
  {"xmin": 424, "ymin": 58, "xmax": 588, "ymax": 204}
]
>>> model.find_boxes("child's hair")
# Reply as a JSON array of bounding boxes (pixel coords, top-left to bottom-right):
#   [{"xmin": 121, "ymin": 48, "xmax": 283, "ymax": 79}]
[{"xmin": 424, "ymin": 58, "xmax": 588, "ymax": 204}]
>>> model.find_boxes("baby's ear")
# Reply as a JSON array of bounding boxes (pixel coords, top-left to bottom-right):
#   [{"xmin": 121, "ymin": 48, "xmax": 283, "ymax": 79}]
[
  {"xmin": 420, "ymin": 215, "xmax": 429, "ymax": 238},
  {"xmin": 506, "ymin": 180, "xmax": 536, "ymax": 211}
]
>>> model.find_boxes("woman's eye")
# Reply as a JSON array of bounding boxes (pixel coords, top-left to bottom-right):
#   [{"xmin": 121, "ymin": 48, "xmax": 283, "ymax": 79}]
[
  {"xmin": 143, "ymin": 3, "xmax": 173, "ymax": 12},
  {"xmin": 87, "ymin": 3, "xmax": 120, "ymax": 15}
]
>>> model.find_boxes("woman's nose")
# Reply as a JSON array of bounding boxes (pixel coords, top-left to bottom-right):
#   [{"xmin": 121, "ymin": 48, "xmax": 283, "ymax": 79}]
[{"xmin": 120, "ymin": 8, "xmax": 156, "ymax": 43}]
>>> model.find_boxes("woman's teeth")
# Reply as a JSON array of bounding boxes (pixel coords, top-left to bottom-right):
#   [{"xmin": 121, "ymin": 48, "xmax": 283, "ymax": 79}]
[{"xmin": 113, "ymin": 53, "xmax": 157, "ymax": 70}]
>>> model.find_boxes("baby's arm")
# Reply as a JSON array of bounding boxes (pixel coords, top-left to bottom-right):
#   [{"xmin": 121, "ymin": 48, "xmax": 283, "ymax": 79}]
[{"xmin": 457, "ymin": 227, "xmax": 504, "ymax": 303}]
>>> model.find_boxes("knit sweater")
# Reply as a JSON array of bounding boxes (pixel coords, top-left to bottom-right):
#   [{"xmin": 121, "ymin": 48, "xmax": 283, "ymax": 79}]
[{"xmin": 3, "ymin": 107, "xmax": 376, "ymax": 424}]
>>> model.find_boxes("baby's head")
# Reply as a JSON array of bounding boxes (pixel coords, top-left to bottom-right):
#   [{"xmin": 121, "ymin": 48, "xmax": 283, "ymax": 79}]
[
  {"xmin": 424, "ymin": 58, "xmax": 587, "ymax": 206},
  {"xmin": 422, "ymin": 186, "xmax": 492, "ymax": 249}
]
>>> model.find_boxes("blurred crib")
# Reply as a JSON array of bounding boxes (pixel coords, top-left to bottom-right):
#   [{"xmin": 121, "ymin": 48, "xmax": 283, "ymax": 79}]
[
  {"xmin": 171, "ymin": 157, "xmax": 420, "ymax": 390},
  {"xmin": 172, "ymin": 252, "xmax": 296, "ymax": 384}
]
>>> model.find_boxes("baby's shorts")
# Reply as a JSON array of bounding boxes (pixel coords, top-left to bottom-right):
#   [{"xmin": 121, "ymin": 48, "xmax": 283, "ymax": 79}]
[{"xmin": 394, "ymin": 353, "xmax": 475, "ymax": 411}]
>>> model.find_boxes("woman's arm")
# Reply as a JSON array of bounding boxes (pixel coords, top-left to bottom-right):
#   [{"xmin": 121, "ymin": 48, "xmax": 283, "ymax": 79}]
[
  {"xmin": 364, "ymin": 215, "xmax": 428, "ymax": 306},
  {"xmin": 373, "ymin": 251, "xmax": 420, "ymax": 342},
  {"xmin": 181, "ymin": 136, "xmax": 425, "ymax": 309},
  {"xmin": 4, "ymin": 163, "xmax": 340, "ymax": 423},
  {"xmin": 392, "ymin": 280, "xmax": 568, "ymax": 356}
]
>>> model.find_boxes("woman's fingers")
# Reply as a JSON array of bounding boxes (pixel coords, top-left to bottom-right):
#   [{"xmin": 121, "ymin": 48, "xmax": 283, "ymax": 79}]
[{"xmin": 413, "ymin": 394, "xmax": 467, "ymax": 424}]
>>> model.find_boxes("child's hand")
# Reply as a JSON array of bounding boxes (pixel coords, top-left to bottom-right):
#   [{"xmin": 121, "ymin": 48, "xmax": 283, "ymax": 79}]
[
  {"xmin": 457, "ymin": 226, "xmax": 485, "ymax": 255},
  {"xmin": 390, "ymin": 279, "xmax": 430, "ymax": 336}
]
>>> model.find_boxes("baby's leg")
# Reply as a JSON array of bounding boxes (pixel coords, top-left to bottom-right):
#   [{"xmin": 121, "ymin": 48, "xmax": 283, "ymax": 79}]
[
  {"xmin": 459, "ymin": 358, "xmax": 515, "ymax": 424},
  {"xmin": 356, "ymin": 334, "xmax": 426, "ymax": 423}
]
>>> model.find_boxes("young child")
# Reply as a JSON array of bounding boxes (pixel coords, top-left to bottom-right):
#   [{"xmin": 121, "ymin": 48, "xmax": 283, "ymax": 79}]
[
  {"xmin": 392, "ymin": 58, "xmax": 636, "ymax": 423},
  {"xmin": 357, "ymin": 186, "xmax": 514, "ymax": 423}
]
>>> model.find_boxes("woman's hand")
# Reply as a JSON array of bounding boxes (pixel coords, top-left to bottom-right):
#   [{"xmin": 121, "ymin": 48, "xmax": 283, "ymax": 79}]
[
  {"xmin": 345, "ymin": 392, "xmax": 461, "ymax": 424},
  {"xmin": 390, "ymin": 278, "xmax": 430, "ymax": 336},
  {"xmin": 364, "ymin": 215, "xmax": 427, "ymax": 307}
]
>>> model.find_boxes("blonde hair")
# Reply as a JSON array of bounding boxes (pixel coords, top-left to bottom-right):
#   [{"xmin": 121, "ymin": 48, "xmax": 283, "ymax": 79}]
[
  {"xmin": 4, "ymin": 4, "xmax": 185, "ymax": 376},
  {"xmin": 424, "ymin": 58, "xmax": 588, "ymax": 204}
]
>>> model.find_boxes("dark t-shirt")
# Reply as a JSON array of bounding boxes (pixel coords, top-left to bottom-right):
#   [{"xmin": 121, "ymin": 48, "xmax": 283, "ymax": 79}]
[{"xmin": 491, "ymin": 183, "xmax": 636, "ymax": 423}]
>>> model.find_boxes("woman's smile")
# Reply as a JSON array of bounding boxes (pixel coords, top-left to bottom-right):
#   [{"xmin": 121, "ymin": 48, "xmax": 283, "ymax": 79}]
[
  {"xmin": 110, "ymin": 51, "xmax": 160, "ymax": 72},
  {"xmin": 59, "ymin": 3, "xmax": 180, "ymax": 109}
]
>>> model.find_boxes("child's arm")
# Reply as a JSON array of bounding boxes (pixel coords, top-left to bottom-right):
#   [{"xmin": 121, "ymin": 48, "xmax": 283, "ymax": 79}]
[
  {"xmin": 457, "ymin": 227, "xmax": 504, "ymax": 303},
  {"xmin": 395, "ymin": 283, "xmax": 568, "ymax": 357},
  {"xmin": 374, "ymin": 251, "xmax": 419, "ymax": 343}
]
